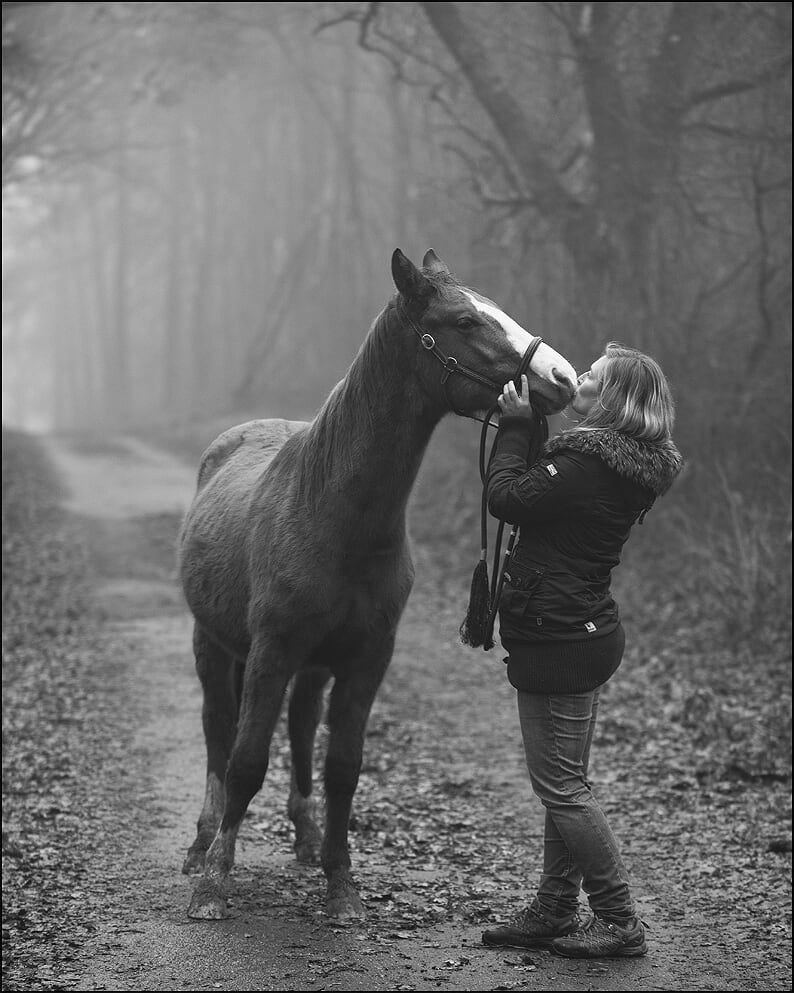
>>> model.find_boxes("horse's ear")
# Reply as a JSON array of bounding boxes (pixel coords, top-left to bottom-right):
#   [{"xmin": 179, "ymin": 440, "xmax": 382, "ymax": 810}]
[
  {"xmin": 422, "ymin": 248, "xmax": 450, "ymax": 276},
  {"xmin": 392, "ymin": 248, "xmax": 433, "ymax": 303}
]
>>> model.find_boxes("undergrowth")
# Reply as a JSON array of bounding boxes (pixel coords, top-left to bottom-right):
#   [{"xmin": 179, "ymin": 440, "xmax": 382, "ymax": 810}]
[{"xmin": 2, "ymin": 429, "xmax": 105, "ymax": 991}]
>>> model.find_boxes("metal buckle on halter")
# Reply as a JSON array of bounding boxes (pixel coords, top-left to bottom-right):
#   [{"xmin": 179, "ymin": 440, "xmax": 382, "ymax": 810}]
[
  {"xmin": 440, "ymin": 356, "xmax": 458, "ymax": 384},
  {"xmin": 420, "ymin": 333, "xmax": 435, "ymax": 350}
]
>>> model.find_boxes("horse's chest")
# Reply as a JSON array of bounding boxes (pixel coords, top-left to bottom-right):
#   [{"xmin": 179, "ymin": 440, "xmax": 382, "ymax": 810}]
[
  {"xmin": 330, "ymin": 554, "xmax": 412, "ymax": 633},
  {"xmin": 344, "ymin": 572, "xmax": 402, "ymax": 621},
  {"xmin": 314, "ymin": 586, "xmax": 404, "ymax": 664}
]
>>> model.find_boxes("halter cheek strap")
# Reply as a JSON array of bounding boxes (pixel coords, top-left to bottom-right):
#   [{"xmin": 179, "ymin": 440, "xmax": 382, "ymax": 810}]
[{"xmin": 405, "ymin": 310, "xmax": 544, "ymax": 417}]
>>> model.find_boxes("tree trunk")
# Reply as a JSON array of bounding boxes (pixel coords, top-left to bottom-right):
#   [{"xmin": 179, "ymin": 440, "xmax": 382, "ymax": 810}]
[
  {"xmin": 83, "ymin": 167, "xmax": 117, "ymax": 427},
  {"xmin": 162, "ymin": 130, "xmax": 186, "ymax": 418},
  {"xmin": 110, "ymin": 116, "xmax": 131, "ymax": 427}
]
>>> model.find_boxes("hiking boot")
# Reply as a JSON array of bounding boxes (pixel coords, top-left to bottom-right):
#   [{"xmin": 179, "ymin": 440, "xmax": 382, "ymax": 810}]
[
  {"xmin": 552, "ymin": 914, "xmax": 647, "ymax": 958},
  {"xmin": 482, "ymin": 905, "xmax": 580, "ymax": 949}
]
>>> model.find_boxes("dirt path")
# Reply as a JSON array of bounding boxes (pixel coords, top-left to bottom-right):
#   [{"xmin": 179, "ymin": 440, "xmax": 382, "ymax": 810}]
[{"xmin": 35, "ymin": 433, "xmax": 791, "ymax": 992}]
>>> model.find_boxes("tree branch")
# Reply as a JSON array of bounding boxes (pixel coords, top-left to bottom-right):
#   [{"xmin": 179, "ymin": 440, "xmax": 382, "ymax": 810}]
[
  {"xmin": 442, "ymin": 142, "xmax": 535, "ymax": 211},
  {"xmin": 418, "ymin": 1, "xmax": 579, "ymax": 222},
  {"xmin": 682, "ymin": 54, "xmax": 793, "ymax": 116}
]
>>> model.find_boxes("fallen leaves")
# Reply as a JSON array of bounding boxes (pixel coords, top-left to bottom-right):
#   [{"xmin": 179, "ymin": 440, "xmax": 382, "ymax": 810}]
[{"xmin": 2, "ymin": 426, "xmax": 792, "ymax": 992}]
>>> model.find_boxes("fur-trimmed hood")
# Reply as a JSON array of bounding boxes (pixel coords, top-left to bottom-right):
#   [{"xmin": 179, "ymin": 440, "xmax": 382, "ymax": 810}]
[{"xmin": 544, "ymin": 428, "xmax": 683, "ymax": 497}]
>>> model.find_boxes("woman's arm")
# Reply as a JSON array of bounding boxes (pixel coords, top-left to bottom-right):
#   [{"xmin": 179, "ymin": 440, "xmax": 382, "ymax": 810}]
[
  {"xmin": 486, "ymin": 422, "xmax": 592, "ymax": 525},
  {"xmin": 487, "ymin": 374, "xmax": 594, "ymax": 524}
]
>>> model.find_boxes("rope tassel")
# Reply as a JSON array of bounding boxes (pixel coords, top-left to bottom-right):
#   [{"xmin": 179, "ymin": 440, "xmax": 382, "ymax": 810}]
[
  {"xmin": 459, "ymin": 552, "xmax": 493, "ymax": 649},
  {"xmin": 459, "ymin": 402, "xmax": 500, "ymax": 651}
]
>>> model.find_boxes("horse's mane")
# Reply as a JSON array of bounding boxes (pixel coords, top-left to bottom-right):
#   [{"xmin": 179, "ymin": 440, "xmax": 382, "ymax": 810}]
[
  {"xmin": 293, "ymin": 302, "xmax": 402, "ymax": 504},
  {"xmin": 295, "ymin": 272, "xmax": 462, "ymax": 505}
]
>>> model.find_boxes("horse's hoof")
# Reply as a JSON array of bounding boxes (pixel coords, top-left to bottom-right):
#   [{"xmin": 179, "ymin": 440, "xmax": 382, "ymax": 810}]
[
  {"xmin": 188, "ymin": 878, "xmax": 229, "ymax": 920},
  {"xmin": 326, "ymin": 880, "xmax": 365, "ymax": 920},
  {"xmin": 182, "ymin": 846, "xmax": 206, "ymax": 874}
]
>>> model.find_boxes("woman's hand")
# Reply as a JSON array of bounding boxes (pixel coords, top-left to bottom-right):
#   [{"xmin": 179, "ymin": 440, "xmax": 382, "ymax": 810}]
[{"xmin": 497, "ymin": 374, "xmax": 535, "ymax": 421}]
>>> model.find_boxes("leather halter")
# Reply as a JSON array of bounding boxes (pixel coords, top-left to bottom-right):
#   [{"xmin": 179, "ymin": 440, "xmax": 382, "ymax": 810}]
[
  {"xmin": 404, "ymin": 306, "xmax": 549, "ymax": 652},
  {"xmin": 405, "ymin": 311, "xmax": 544, "ymax": 416}
]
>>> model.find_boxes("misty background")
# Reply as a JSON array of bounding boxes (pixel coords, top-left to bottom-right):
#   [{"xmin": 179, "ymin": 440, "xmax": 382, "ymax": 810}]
[{"xmin": 2, "ymin": 1, "xmax": 792, "ymax": 654}]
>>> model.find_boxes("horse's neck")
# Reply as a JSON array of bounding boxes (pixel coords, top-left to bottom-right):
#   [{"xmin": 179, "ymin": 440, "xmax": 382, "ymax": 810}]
[{"xmin": 304, "ymin": 310, "xmax": 442, "ymax": 529}]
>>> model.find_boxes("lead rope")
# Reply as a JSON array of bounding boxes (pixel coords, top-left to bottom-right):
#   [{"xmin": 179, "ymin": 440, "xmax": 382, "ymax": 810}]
[{"xmin": 460, "ymin": 403, "xmax": 548, "ymax": 651}]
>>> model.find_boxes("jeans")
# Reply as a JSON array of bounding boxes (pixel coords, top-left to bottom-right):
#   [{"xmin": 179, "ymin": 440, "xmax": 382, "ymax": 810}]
[{"xmin": 516, "ymin": 687, "xmax": 635, "ymax": 922}]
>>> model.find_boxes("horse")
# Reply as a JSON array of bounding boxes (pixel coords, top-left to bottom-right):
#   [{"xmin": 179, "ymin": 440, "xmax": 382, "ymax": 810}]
[{"xmin": 178, "ymin": 248, "xmax": 577, "ymax": 921}]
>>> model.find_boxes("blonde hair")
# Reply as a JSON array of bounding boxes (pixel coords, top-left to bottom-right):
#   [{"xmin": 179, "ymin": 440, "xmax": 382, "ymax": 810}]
[{"xmin": 575, "ymin": 342, "xmax": 675, "ymax": 444}]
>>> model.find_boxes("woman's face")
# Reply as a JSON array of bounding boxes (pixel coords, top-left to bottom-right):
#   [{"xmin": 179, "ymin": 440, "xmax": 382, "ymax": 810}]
[{"xmin": 570, "ymin": 355, "xmax": 608, "ymax": 417}]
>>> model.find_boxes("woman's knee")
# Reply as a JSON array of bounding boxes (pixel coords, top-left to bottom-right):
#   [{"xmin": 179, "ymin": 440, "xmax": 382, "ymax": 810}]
[{"xmin": 529, "ymin": 773, "xmax": 593, "ymax": 810}]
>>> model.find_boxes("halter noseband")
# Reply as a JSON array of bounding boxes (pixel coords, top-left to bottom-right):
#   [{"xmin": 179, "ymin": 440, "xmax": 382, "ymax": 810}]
[{"xmin": 405, "ymin": 311, "xmax": 544, "ymax": 416}]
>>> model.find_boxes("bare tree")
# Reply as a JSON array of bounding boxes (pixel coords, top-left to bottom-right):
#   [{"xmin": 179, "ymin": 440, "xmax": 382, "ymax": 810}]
[{"xmin": 337, "ymin": 1, "xmax": 790, "ymax": 470}]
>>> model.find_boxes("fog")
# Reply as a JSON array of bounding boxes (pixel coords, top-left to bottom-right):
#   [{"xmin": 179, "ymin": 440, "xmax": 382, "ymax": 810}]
[{"xmin": 3, "ymin": 2, "xmax": 791, "ymax": 496}]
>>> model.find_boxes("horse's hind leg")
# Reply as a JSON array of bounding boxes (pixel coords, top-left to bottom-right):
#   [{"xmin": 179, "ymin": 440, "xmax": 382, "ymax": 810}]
[
  {"xmin": 183, "ymin": 625, "xmax": 240, "ymax": 874},
  {"xmin": 288, "ymin": 667, "xmax": 331, "ymax": 865},
  {"xmin": 188, "ymin": 633, "xmax": 293, "ymax": 920}
]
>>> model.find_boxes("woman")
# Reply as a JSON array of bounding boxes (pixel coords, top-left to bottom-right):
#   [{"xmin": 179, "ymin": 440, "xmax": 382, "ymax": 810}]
[{"xmin": 481, "ymin": 342, "xmax": 682, "ymax": 959}]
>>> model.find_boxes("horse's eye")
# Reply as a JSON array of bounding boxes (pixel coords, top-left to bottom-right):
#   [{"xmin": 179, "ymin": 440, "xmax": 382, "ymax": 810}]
[{"xmin": 456, "ymin": 316, "xmax": 476, "ymax": 330}]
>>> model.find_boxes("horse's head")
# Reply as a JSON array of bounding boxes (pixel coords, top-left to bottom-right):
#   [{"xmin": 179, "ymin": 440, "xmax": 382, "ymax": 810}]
[{"xmin": 391, "ymin": 249, "xmax": 576, "ymax": 416}]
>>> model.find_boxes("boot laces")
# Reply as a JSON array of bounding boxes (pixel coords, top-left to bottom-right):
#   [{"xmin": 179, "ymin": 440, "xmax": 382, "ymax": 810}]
[{"xmin": 571, "ymin": 915, "xmax": 635, "ymax": 951}]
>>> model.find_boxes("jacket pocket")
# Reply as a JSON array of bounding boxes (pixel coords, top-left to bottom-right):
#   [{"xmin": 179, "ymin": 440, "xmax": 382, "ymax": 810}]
[
  {"xmin": 499, "ymin": 567, "xmax": 547, "ymax": 633},
  {"xmin": 503, "ymin": 565, "xmax": 544, "ymax": 594}
]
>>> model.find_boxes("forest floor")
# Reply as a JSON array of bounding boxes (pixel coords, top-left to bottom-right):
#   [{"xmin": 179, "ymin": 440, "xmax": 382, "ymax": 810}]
[{"xmin": 2, "ymin": 426, "xmax": 791, "ymax": 992}]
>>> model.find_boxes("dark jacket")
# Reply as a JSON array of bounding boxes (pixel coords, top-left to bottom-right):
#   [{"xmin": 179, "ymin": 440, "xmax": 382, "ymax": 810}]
[{"xmin": 487, "ymin": 416, "xmax": 683, "ymax": 647}]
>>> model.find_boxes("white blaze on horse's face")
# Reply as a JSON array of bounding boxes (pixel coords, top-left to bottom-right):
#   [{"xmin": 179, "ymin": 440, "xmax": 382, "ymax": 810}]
[{"xmin": 463, "ymin": 290, "xmax": 577, "ymax": 392}]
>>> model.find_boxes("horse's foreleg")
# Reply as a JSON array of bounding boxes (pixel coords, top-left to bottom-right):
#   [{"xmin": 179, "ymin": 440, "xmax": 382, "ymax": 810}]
[
  {"xmin": 322, "ymin": 640, "xmax": 394, "ymax": 920},
  {"xmin": 287, "ymin": 666, "xmax": 332, "ymax": 865},
  {"xmin": 183, "ymin": 626, "xmax": 240, "ymax": 874},
  {"xmin": 188, "ymin": 637, "xmax": 292, "ymax": 921}
]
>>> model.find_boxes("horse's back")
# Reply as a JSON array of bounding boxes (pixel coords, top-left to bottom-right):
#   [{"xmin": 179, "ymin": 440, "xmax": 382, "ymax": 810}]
[{"xmin": 195, "ymin": 418, "xmax": 309, "ymax": 491}]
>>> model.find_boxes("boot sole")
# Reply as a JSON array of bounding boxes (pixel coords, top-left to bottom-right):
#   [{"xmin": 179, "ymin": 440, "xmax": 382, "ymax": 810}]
[
  {"xmin": 553, "ymin": 940, "xmax": 648, "ymax": 959},
  {"xmin": 482, "ymin": 935, "xmax": 557, "ymax": 949}
]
